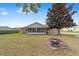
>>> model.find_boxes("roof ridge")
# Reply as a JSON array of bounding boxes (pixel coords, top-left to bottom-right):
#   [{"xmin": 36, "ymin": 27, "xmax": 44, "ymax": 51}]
[{"xmin": 24, "ymin": 22, "xmax": 48, "ymax": 28}]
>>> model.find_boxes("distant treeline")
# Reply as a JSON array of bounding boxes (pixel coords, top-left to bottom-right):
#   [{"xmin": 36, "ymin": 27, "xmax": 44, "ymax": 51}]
[{"xmin": 0, "ymin": 30, "xmax": 20, "ymax": 34}]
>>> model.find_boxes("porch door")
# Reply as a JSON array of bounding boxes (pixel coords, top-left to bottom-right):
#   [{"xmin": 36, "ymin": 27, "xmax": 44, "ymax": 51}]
[{"xmin": 37, "ymin": 28, "xmax": 42, "ymax": 32}]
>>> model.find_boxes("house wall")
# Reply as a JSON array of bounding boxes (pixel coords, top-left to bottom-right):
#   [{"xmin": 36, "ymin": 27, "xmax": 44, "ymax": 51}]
[
  {"xmin": 75, "ymin": 28, "xmax": 79, "ymax": 32},
  {"xmin": 20, "ymin": 28, "xmax": 59, "ymax": 35},
  {"xmin": 47, "ymin": 29, "xmax": 58, "ymax": 34},
  {"xmin": 20, "ymin": 28, "xmax": 27, "ymax": 33},
  {"xmin": 61, "ymin": 28, "xmax": 79, "ymax": 32},
  {"xmin": 20, "ymin": 28, "xmax": 47, "ymax": 34}
]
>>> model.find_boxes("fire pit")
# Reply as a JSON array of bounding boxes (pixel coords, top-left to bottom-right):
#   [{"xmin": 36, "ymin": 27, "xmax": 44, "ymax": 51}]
[{"xmin": 47, "ymin": 38, "xmax": 68, "ymax": 49}]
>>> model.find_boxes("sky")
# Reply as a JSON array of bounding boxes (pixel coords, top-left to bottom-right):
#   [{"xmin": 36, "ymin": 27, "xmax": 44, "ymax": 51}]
[{"xmin": 0, "ymin": 3, "xmax": 79, "ymax": 28}]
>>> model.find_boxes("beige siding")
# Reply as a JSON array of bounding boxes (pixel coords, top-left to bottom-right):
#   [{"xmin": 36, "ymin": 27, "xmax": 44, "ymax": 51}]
[
  {"xmin": 47, "ymin": 29, "xmax": 58, "ymax": 34},
  {"xmin": 61, "ymin": 28, "xmax": 79, "ymax": 32},
  {"xmin": 20, "ymin": 28, "xmax": 27, "ymax": 33}
]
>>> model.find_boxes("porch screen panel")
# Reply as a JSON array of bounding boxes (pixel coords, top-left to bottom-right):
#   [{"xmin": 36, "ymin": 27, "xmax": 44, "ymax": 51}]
[
  {"xmin": 41, "ymin": 28, "xmax": 45, "ymax": 32},
  {"xmin": 28, "ymin": 28, "xmax": 31, "ymax": 32},
  {"xmin": 37, "ymin": 28, "xmax": 42, "ymax": 32},
  {"xmin": 31, "ymin": 28, "xmax": 36, "ymax": 32}
]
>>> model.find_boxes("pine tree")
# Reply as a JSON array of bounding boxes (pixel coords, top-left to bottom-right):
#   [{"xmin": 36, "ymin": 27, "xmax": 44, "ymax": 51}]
[{"xmin": 46, "ymin": 3, "xmax": 77, "ymax": 35}]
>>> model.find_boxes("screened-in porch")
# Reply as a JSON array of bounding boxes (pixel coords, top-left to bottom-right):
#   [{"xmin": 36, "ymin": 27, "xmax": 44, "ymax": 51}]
[{"xmin": 27, "ymin": 28, "xmax": 47, "ymax": 34}]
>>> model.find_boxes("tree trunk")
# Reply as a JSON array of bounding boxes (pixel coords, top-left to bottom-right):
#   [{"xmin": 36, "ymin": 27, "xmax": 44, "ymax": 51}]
[{"xmin": 58, "ymin": 29, "xmax": 60, "ymax": 35}]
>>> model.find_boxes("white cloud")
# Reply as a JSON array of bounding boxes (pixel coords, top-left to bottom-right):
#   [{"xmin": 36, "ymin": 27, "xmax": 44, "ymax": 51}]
[
  {"xmin": 17, "ymin": 10, "xmax": 26, "ymax": 15},
  {"xmin": 0, "ymin": 8, "xmax": 8, "ymax": 16},
  {"xmin": 17, "ymin": 7, "xmax": 26, "ymax": 14},
  {"xmin": 1, "ymin": 11, "xmax": 8, "ymax": 15},
  {"xmin": 0, "ymin": 8, "xmax": 6, "ymax": 11},
  {"xmin": 17, "ymin": 9, "xmax": 32, "ymax": 15}
]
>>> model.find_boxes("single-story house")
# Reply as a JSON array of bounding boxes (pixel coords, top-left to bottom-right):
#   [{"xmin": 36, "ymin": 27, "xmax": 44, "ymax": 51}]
[
  {"xmin": 20, "ymin": 22, "xmax": 58, "ymax": 34},
  {"xmin": 61, "ymin": 26, "xmax": 79, "ymax": 32}
]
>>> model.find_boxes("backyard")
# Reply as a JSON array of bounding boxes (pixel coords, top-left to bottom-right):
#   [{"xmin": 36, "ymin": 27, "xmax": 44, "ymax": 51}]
[{"xmin": 0, "ymin": 33, "xmax": 78, "ymax": 56}]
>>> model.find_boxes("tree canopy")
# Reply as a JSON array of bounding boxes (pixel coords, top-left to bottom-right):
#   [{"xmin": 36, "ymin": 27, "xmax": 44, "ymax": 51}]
[
  {"xmin": 46, "ymin": 3, "xmax": 77, "ymax": 35},
  {"xmin": 16, "ymin": 3, "xmax": 41, "ymax": 14}
]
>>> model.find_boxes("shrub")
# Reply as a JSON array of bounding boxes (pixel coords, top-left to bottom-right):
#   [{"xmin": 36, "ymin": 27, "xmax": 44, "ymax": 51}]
[{"xmin": 0, "ymin": 30, "xmax": 20, "ymax": 34}]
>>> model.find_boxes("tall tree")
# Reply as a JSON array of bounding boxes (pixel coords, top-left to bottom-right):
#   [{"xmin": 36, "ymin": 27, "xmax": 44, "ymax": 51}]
[
  {"xmin": 46, "ymin": 3, "xmax": 77, "ymax": 35},
  {"xmin": 16, "ymin": 3, "xmax": 41, "ymax": 14}
]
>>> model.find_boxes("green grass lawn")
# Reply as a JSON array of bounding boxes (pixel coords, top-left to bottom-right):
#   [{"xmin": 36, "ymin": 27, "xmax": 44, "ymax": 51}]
[{"xmin": 0, "ymin": 33, "xmax": 78, "ymax": 56}]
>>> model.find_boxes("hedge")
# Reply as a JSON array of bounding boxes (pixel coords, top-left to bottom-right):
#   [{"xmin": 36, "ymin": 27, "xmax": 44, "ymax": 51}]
[{"xmin": 0, "ymin": 30, "xmax": 20, "ymax": 34}]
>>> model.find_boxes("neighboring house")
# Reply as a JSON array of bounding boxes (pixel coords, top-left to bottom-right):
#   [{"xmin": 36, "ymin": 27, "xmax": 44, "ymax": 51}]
[
  {"xmin": 61, "ymin": 26, "xmax": 79, "ymax": 32},
  {"xmin": 20, "ymin": 22, "xmax": 58, "ymax": 34}
]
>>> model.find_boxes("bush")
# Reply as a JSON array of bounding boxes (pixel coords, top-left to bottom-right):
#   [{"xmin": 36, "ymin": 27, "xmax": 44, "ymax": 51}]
[{"xmin": 0, "ymin": 30, "xmax": 20, "ymax": 34}]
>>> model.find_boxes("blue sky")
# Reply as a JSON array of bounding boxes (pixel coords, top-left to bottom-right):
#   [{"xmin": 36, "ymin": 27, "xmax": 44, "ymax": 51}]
[{"xmin": 0, "ymin": 3, "xmax": 79, "ymax": 28}]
